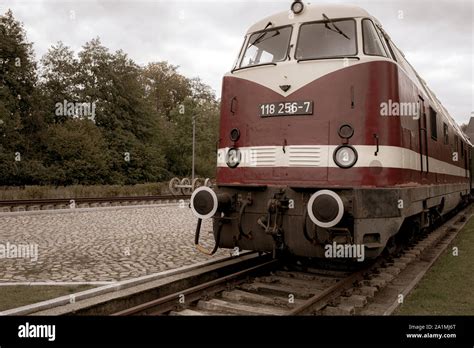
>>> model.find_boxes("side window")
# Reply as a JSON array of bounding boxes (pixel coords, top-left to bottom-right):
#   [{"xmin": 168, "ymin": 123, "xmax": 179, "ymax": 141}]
[
  {"xmin": 392, "ymin": 47, "xmax": 409, "ymax": 70},
  {"xmin": 382, "ymin": 35, "xmax": 397, "ymax": 61},
  {"xmin": 362, "ymin": 19, "xmax": 387, "ymax": 57},
  {"xmin": 233, "ymin": 36, "xmax": 247, "ymax": 70},
  {"xmin": 461, "ymin": 140, "xmax": 464, "ymax": 157},
  {"xmin": 443, "ymin": 123, "xmax": 449, "ymax": 145},
  {"xmin": 430, "ymin": 107, "xmax": 437, "ymax": 140}
]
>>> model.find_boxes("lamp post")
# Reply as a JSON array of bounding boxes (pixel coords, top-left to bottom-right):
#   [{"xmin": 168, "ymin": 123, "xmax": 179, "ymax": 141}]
[{"xmin": 192, "ymin": 114, "xmax": 196, "ymax": 183}]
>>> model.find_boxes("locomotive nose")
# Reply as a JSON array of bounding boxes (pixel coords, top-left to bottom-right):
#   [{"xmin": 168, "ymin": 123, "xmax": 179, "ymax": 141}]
[
  {"xmin": 307, "ymin": 190, "xmax": 344, "ymax": 228},
  {"xmin": 190, "ymin": 187, "xmax": 231, "ymax": 219}
]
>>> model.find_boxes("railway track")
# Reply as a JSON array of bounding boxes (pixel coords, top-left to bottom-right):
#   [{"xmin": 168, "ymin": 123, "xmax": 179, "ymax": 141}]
[
  {"xmin": 113, "ymin": 262, "xmax": 369, "ymax": 316},
  {"xmin": 3, "ymin": 206, "xmax": 471, "ymax": 317},
  {"xmin": 0, "ymin": 194, "xmax": 190, "ymax": 212},
  {"xmin": 110, "ymin": 206, "xmax": 472, "ymax": 317}
]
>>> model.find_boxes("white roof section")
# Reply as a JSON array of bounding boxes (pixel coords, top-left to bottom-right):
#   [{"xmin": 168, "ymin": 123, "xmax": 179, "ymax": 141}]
[
  {"xmin": 247, "ymin": 3, "xmax": 374, "ymax": 34},
  {"xmin": 241, "ymin": 3, "xmax": 470, "ymax": 146}
]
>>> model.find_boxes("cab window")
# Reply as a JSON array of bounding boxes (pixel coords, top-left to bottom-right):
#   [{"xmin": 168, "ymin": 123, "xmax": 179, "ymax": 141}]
[
  {"xmin": 295, "ymin": 19, "xmax": 357, "ymax": 60},
  {"xmin": 362, "ymin": 19, "xmax": 387, "ymax": 57},
  {"xmin": 240, "ymin": 26, "xmax": 292, "ymax": 68}
]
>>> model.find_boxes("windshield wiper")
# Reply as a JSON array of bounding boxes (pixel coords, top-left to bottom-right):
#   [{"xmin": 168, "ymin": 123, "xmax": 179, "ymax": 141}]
[
  {"xmin": 249, "ymin": 21, "xmax": 273, "ymax": 46},
  {"xmin": 322, "ymin": 13, "xmax": 350, "ymax": 40},
  {"xmin": 252, "ymin": 30, "xmax": 280, "ymax": 47}
]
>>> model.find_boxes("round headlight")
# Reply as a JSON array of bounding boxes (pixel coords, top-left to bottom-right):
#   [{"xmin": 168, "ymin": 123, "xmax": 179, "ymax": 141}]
[
  {"xmin": 230, "ymin": 128, "xmax": 240, "ymax": 142},
  {"xmin": 226, "ymin": 148, "xmax": 241, "ymax": 168},
  {"xmin": 291, "ymin": 0, "xmax": 304, "ymax": 14},
  {"xmin": 338, "ymin": 124, "xmax": 354, "ymax": 139},
  {"xmin": 333, "ymin": 145, "xmax": 358, "ymax": 168}
]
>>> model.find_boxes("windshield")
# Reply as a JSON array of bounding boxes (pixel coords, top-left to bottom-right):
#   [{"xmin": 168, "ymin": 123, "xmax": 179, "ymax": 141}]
[
  {"xmin": 240, "ymin": 26, "xmax": 292, "ymax": 68},
  {"xmin": 295, "ymin": 19, "xmax": 357, "ymax": 60}
]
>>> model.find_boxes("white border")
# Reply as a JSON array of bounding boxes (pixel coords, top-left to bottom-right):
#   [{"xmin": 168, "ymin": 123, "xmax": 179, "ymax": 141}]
[
  {"xmin": 190, "ymin": 186, "xmax": 218, "ymax": 220},
  {"xmin": 307, "ymin": 190, "xmax": 344, "ymax": 228}
]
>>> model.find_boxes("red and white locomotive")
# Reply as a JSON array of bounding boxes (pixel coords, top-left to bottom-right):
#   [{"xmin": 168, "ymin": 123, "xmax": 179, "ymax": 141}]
[{"xmin": 190, "ymin": 1, "xmax": 472, "ymax": 260}]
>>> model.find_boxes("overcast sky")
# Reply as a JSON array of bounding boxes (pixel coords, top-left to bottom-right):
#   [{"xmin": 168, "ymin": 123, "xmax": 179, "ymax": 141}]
[{"xmin": 2, "ymin": 0, "xmax": 473, "ymax": 124}]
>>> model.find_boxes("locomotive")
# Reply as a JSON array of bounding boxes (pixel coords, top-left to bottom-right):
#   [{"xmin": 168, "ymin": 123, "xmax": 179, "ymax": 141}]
[{"xmin": 190, "ymin": 1, "xmax": 472, "ymax": 261}]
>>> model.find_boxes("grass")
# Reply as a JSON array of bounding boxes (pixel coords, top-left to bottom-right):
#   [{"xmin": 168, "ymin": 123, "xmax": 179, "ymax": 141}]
[
  {"xmin": 0, "ymin": 285, "xmax": 95, "ymax": 311},
  {"xmin": 0, "ymin": 183, "xmax": 168, "ymax": 200},
  {"xmin": 395, "ymin": 217, "xmax": 474, "ymax": 315}
]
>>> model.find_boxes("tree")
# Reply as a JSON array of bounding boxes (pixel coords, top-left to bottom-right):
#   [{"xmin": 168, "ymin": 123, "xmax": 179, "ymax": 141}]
[
  {"xmin": 75, "ymin": 40, "xmax": 167, "ymax": 183},
  {"xmin": 43, "ymin": 119, "xmax": 110, "ymax": 185},
  {"xmin": 0, "ymin": 9, "xmax": 44, "ymax": 185},
  {"xmin": 39, "ymin": 41, "xmax": 78, "ymax": 123},
  {"xmin": 0, "ymin": 10, "xmax": 220, "ymax": 187},
  {"xmin": 163, "ymin": 91, "xmax": 219, "ymax": 178},
  {"xmin": 142, "ymin": 62, "xmax": 191, "ymax": 120}
]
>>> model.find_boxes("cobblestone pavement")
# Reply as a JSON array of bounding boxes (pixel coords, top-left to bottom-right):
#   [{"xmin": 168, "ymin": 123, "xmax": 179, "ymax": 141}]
[{"xmin": 0, "ymin": 205, "xmax": 227, "ymax": 282}]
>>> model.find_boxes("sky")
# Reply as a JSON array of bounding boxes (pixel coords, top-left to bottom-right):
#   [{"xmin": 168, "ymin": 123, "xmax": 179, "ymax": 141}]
[{"xmin": 2, "ymin": 0, "xmax": 473, "ymax": 124}]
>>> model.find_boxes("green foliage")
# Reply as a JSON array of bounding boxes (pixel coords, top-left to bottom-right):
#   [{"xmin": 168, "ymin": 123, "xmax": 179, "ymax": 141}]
[
  {"xmin": 395, "ymin": 218, "xmax": 474, "ymax": 315},
  {"xmin": 0, "ymin": 10, "xmax": 220, "ymax": 186},
  {"xmin": 43, "ymin": 119, "xmax": 110, "ymax": 185},
  {"xmin": 164, "ymin": 96, "xmax": 219, "ymax": 178}
]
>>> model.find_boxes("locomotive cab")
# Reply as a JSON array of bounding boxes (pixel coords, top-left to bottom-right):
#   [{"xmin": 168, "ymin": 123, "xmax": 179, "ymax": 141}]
[{"xmin": 233, "ymin": 3, "xmax": 388, "ymax": 72}]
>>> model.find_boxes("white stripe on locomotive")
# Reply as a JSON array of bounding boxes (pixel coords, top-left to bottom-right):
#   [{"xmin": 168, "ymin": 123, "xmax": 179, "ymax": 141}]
[{"xmin": 217, "ymin": 145, "xmax": 469, "ymax": 178}]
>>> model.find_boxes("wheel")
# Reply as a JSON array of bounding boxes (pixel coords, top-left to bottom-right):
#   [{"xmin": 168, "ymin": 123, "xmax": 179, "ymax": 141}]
[
  {"xmin": 192, "ymin": 178, "xmax": 202, "ymax": 191},
  {"xmin": 168, "ymin": 177, "xmax": 181, "ymax": 196},
  {"xmin": 383, "ymin": 235, "xmax": 402, "ymax": 258},
  {"xmin": 204, "ymin": 178, "xmax": 213, "ymax": 187},
  {"xmin": 180, "ymin": 178, "xmax": 192, "ymax": 195}
]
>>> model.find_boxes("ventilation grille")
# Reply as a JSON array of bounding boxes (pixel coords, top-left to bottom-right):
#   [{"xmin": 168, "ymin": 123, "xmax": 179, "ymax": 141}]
[{"xmin": 287, "ymin": 146, "xmax": 322, "ymax": 167}]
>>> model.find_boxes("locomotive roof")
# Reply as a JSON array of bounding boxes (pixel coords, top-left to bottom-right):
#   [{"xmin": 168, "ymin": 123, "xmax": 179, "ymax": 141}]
[
  {"xmin": 247, "ymin": 4, "xmax": 375, "ymax": 34},
  {"xmin": 243, "ymin": 3, "xmax": 471, "ymax": 146}
]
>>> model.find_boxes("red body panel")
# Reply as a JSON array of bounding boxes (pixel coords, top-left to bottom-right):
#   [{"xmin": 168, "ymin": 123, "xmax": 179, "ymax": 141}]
[{"xmin": 217, "ymin": 61, "xmax": 469, "ymax": 187}]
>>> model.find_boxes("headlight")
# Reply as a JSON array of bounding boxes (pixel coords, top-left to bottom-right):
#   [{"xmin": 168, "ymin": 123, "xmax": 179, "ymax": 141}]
[
  {"xmin": 307, "ymin": 190, "xmax": 344, "ymax": 228},
  {"xmin": 226, "ymin": 148, "xmax": 241, "ymax": 168},
  {"xmin": 291, "ymin": 0, "xmax": 304, "ymax": 14},
  {"xmin": 333, "ymin": 145, "xmax": 358, "ymax": 168},
  {"xmin": 338, "ymin": 124, "xmax": 354, "ymax": 139},
  {"xmin": 230, "ymin": 128, "xmax": 240, "ymax": 142}
]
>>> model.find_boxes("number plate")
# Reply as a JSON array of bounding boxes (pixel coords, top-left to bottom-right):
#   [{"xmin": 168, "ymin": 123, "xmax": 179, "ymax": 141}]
[{"xmin": 259, "ymin": 101, "xmax": 313, "ymax": 117}]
